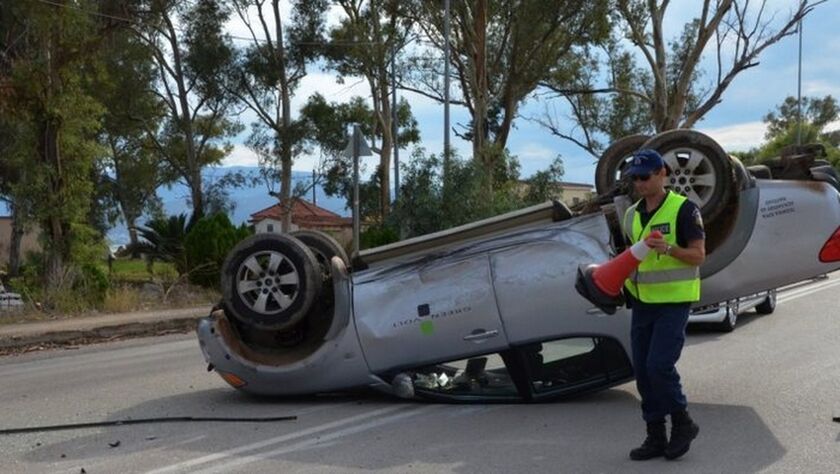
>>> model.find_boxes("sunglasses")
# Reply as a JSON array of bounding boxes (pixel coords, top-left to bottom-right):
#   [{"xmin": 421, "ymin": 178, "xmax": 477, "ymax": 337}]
[{"xmin": 631, "ymin": 174, "xmax": 652, "ymax": 182}]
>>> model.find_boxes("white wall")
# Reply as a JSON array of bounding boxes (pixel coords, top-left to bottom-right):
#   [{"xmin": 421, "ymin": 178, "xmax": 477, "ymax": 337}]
[{"xmin": 254, "ymin": 219, "xmax": 300, "ymax": 234}]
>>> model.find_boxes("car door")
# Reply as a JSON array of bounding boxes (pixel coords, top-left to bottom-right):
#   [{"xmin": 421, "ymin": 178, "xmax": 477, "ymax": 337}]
[
  {"xmin": 489, "ymin": 215, "xmax": 631, "ymax": 351},
  {"xmin": 353, "ymin": 253, "xmax": 510, "ymax": 374}
]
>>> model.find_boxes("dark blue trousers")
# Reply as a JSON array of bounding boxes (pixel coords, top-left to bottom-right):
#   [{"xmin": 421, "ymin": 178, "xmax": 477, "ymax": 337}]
[{"xmin": 631, "ymin": 301, "xmax": 690, "ymax": 422}]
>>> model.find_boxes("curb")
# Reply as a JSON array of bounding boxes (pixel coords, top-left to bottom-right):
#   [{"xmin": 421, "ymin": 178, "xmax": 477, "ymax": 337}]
[{"xmin": 0, "ymin": 315, "xmax": 204, "ymax": 355}]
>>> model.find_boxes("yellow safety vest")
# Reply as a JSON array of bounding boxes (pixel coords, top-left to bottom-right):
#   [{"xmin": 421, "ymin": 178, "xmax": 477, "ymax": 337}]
[{"xmin": 623, "ymin": 192, "xmax": 701, "ymax": 303}]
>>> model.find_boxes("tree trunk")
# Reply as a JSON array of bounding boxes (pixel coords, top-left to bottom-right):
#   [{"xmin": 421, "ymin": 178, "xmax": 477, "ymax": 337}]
[
  {"xmin": 128, "ymin": 220, "xmax": 140, "ymax": 258},
  {"xmin": 495, "ymin": 90, "xmax": 517, "ymax": 149},
  {"xmin": 378, "ymin": 65, "xmax": 392, "ymax": 220},
  {"xmin": 8, "ymin": 201, "xmax": 24, "ymax": 277},
  {"xmin": 280, "ymin": 125, "xmax": 293, "ymax": 232},
  {"xmin": 269, "ymin": 1, "xmax": 293, "ymax": 233},
  {"xmin": 42, "ymin": 120, "xmax": 67, "ymax": 291},
  {"xmin": 472, "ymin": 0, "xmax": 488, "ymax": 165},
  {"xmin": 165, "ymin": 15, "xmax": 202, "ymax": 222},
  {"xmin": 188, "ymin": 168, "xmax": 203, "ymax": 224}
]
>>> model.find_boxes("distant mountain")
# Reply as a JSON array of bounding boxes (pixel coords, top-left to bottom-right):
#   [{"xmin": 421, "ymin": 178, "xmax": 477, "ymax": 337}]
[
  {"xmin": 108, "ymin": 167, "xmax": 349, "ymax": 248},
  {"xmin": 0, "ymin": 167, "xmax": 351, "ymax": 249}
]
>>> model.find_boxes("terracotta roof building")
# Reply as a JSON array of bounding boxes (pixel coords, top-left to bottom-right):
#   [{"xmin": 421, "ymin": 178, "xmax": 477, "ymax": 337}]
[{"xmin": 249, "ymin": 198, "xmax": 353, "ymax": 245}]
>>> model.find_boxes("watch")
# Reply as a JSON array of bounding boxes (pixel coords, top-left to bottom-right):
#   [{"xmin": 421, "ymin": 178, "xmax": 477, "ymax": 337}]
[{"xmin": 665, "ymin": 244, "xmax": 673, "ymax": 256}]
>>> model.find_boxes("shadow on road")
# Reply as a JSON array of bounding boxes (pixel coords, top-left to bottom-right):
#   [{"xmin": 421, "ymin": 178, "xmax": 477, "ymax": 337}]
[{"xmin": 24, "ymin": 386, "xmax": 786, "ymax": 473}]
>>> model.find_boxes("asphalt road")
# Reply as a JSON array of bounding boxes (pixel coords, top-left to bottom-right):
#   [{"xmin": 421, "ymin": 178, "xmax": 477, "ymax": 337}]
[{"xmin": 2, "ymin": 274, "xmax": 840, "ymax": 474}]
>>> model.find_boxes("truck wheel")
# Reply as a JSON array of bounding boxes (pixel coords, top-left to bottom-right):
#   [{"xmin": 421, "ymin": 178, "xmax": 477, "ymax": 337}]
[
  {"xmin": 642, "ymin": 130, "xmax": 733, "ymax": 223},
  {"xmin": 221, "ymin": 234, "xmax": 321, "ymax": 331},
  {"xmin": 595, "ymin": 134, "xmax": 650, "ymax": 196}
]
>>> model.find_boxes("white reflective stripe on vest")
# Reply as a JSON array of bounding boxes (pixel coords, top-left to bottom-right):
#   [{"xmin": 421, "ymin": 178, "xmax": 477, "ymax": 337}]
[{"xmin": 629, "ymin": 266, "xmax": 700, "ymax": 284}]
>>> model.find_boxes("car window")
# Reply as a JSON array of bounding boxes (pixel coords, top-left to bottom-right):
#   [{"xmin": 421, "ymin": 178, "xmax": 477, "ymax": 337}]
[
  {"xmin": 521, "ymin": 337, "xmax": 632, "ymax": 395},
  {"xmin": 410, "ymin": 353, "xmax": 518, "ymax": 398}
]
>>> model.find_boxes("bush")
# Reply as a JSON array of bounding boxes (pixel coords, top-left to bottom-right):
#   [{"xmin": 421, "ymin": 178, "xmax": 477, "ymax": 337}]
[
  {"xmin": 76, "ymin": 263, "xmax": 110, "ymax": 305},
  {"xmin": 103, "ymin": 285, "xmax": 142, "ymax": 313},
  {"xmin": 360, "ymin": 225, "xmax": 399, "ymax": 250},
  {"xmin": 390, "ymin": 147, "xmax": 564, "ymax": 239},
  {"xmin": 183, "ymin": 213, "xmax": 252, "ymax": 288}
]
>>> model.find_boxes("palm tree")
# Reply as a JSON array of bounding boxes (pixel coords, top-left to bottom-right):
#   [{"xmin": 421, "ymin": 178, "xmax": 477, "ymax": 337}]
[{"xmin": 131, "ymin": 213, "xmax": 191, "ymax": 275}]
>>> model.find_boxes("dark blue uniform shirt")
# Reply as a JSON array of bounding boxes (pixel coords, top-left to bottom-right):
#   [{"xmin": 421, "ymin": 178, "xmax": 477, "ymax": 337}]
[{"xmin": 628, "ymin": 194, "xmax": 706, "ymax": 247}]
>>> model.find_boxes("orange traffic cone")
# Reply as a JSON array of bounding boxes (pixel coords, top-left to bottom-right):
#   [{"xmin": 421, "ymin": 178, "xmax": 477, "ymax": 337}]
[{"xmin": 575, "ymin": 231, "xmax": 661, "ymax": 314}]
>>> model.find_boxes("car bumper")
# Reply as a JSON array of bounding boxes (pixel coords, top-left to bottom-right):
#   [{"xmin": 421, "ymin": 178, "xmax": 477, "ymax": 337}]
[{"xmin": 196, "ymin": 310, "xmax": 379, "ymax": 396}]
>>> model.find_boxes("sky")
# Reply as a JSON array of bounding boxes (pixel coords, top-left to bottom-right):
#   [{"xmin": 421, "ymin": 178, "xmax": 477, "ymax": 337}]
[{"xmin": 220, "ymin": 1, "xmax": 840, "ymax": 186}]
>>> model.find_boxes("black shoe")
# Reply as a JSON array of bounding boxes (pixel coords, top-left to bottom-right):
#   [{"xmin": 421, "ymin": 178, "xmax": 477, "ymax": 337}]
[
  {"xmin": 665, "ymin": 410, "xmax": 699, "ymax": 460},
  {"xmin": 629, "ymin": 421, "xmax": 667, "ymax": 461}
]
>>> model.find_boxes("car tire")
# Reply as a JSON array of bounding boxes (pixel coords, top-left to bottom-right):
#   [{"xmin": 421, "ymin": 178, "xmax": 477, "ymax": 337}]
[
  {"xmin": 290, "ymin": 230, "xmax": 349, "ymax": 281},
  {"xmin": 221, "ymin": 233, "xmax": 322, "ymax": 331},
  {"xmin": 714, "ymin": 300, "xmax": 738, "ymax": 333},
  {"xmin": 594, "ymin": 134, "xmax": 650, "ymax": 196},
  {"xmin": 641, "ymin": 130, "xmax": 734, "ymax": 223},
  {"xmin": 755, "ymin": 290, "xmax": 777, "ymax": 315}
]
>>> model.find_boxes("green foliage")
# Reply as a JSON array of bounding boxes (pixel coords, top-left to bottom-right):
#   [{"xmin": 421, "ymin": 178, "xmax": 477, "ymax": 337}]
[
  {"xmin": 137, "ymin": 0, "xmax": 241, "ymax": 221},
  {"xmin": 228, "ymin": 0, "xmax": 329, "ymax": 225},
  {"xmin": 756, "ymin": 123, "xmax": 840, "ymax": 167},
  {"xmin": 77, "ymin": 263, "xmax": 110, "ymax": 305},
  {"xmin": 406, "ymin": 0, "xmax": 611, "ymax": 154},
  {"xmin": 6, "ymin": 252, "xmax": 110, "ymax": 313},
  {"xmin": 390, "ymin": 148, "xmax": 564, "ymax": 238},
  {"xmin": 543, "ymin": 1, "xmax": 819, "ymax": 155},
  {"xmin": 183, "ymin": 213, "xmax": 252, "ymax": 287},
  {"xmin": 134, "ymin": 214, "xmax": 192, "ymax": 275},
  {"xmin": 740, "ymin": 95, "xmax": 840, "ymax": 170},
  {"xmin": 764, "ymin": 96, "xmax": 839, "ymax": 139},
  {"xmin": 0, "ymin": 0, "xmax": 110, "ymax": 290},
  {"xmin": 93, "ymin": 28, "xmax": 173, "ymax": 243},
  {"xmin": 108, "ymin": 259, "xmax": 178, "ymax": 283},
  {"xmin": 299, "ymin": 93, "xmax": 420, "ymax": 221},
  {"xmin": 522, "ymin": 157, "xmax": 566, "ymax": 204},
  {"xmin": 360, "ymin": 225, "xmax": 400, "ymax": 250}
]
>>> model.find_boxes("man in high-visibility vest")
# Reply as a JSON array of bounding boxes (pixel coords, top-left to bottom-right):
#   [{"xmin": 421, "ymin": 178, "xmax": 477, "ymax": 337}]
[{"xmin": 622, "ymin": 149, "xmax": 706, "ymax": 461}]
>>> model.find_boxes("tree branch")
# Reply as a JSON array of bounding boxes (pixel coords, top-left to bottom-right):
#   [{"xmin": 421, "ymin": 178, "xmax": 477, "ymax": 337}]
[
  {"xmin": 395, "ymin": 82, "xmax": 468, "ymax": 106},
  {"xmin": 538, "ymin": 82, "xmax": 653, "ymax": 104}
]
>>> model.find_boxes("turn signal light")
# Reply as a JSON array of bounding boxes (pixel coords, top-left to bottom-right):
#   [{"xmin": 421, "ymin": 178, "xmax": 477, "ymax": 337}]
[
  {"xmin": 217, "ymin": 371, "xmax": 247, "ymax": 388},
  {"xmin": 819, "ymin": 226, "xmax": 840, "ymax": 262}
]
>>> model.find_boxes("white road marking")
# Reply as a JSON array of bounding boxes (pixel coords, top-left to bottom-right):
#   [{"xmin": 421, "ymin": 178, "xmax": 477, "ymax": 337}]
[
  {"xmin": 145, "ymin": 404, "xmax": 408, "ymax": 474},
  {"xmin": 189, "ymin": 405, "xmax": 442, "ymax": 474},
  {"xmin": 777, "ymin": 277, "xmax": 840, "ymax": 304}
]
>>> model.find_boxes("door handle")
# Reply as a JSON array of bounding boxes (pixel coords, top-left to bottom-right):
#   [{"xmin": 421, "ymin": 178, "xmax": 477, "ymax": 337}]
[{"xmin": 463, "ymin": 329, "xmax": 500, "ymax": 342}]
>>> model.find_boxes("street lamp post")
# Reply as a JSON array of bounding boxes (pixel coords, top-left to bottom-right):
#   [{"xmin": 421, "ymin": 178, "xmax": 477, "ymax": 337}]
[
  {"xmin": 796, "ymin": 7, "xmax": 804, "ymax": 146},
  {"xmin": 391, "ymin": 50, "xmax": 399, "ymax": 204},
  {"xmin": 352, "ymin": 125, "xmax": 361, "ymax": 256},
  {"xmin": 344, "ymin": 125, "xmax": 371, "ymax": 257}
]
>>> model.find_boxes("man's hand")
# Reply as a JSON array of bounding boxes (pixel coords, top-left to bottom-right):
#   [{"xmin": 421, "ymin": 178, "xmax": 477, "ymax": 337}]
[{"xmin": 645, "ymin": 236, "xmax": 670, "ymax": 254}]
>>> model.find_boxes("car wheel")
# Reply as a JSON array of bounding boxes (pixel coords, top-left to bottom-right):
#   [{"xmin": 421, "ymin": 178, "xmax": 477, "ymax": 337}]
[
  {"xmin": 290, "ymin": 230, "xmax": 349, "ymax": 281},
  {"xmin": 715, "ymin": 300, "xmax": 738, "ymax": 332},
  {"xmin": 594, "ymin": 134, "xmax": 650, "ymax": 196},
  {"xmin": 221, "ymin": 233, "xmax": 322, "ymax": 331},
  {"xmin": 755, "ymin": 290, "xmax": 777, "ymax": 315},
  {"xmin": 641, "ymin": 130, "xmax": 734, "ymax": 223}
]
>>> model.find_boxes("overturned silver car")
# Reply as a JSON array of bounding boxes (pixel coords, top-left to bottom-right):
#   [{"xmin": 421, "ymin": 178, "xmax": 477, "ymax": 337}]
[{"xmin": 197, "ymin": 130, "xmax": 840, "ymax": 402}]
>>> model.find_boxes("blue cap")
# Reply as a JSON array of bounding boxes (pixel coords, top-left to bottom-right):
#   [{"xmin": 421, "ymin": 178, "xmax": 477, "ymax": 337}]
[{"xmin": 627, "ymin": 149, "xmax": 664, "ymax": 176}]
